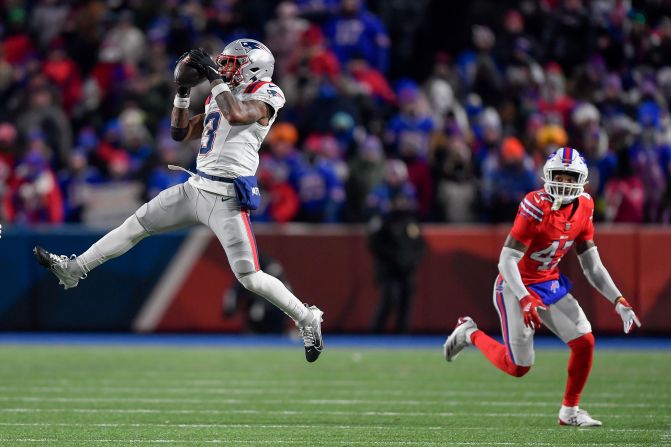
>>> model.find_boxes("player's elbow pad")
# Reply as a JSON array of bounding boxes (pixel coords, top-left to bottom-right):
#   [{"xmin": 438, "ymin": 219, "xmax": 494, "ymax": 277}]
[{"xmin": 171, "ymin": 126, "xmax": 188, "ymax": 141}]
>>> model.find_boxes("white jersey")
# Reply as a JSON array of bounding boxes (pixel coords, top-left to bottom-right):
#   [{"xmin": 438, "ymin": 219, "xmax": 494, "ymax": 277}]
[{"xmin": 188, "ymin": 80, "xmax": 286, "ymax": 196}]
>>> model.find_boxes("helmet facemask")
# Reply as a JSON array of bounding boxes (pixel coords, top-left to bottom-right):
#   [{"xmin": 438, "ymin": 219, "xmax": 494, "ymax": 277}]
[
  {"xmin": 216, "ymin": 53, "xmax": 250, "ymax": 86},
  {"xmin": 543, "ymin": 169, "xmax": 587, "ymax": 209},
  {"xmin": 542, "ymin": 147, "xmax": 589, "ymax": 210},
  {"xmin": 216, "ymin": 39, "xmax": 275, "ymax": 87}
]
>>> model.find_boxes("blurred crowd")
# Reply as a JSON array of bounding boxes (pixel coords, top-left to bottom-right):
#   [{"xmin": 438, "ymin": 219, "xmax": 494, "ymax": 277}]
[{"xmin": 2, "ymin": 0, "xmax": 671, "ymax": 226}]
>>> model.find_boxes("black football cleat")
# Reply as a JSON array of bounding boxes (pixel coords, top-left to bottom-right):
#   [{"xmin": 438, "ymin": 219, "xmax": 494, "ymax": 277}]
[
  {"xmin": 33, "ymin": 246, "xmax": 84, "ymax": 289},
  {"xmin": 298, "ymin": 305, "xmax": 324, "ymax": 362}
]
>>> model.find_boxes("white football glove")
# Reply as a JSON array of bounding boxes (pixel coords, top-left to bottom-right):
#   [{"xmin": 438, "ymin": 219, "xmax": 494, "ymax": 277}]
[{"xmin": 615, "ymin": 298, "xmax": 641, "ymax": 334}]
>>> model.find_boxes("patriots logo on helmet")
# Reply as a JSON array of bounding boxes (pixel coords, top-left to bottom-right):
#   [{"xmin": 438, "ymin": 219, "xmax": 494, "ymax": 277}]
[
  {"xmin": 266, "ymin": 89, "xmax": 283, "ymax": 99},
  {"xmin": 240, "ymin": 41, "xmax": 263, "ymax": 52}
]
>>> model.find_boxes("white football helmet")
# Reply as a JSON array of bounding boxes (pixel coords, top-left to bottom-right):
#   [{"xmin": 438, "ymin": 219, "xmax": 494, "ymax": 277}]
[
  {"xmin": 216, "ymin": 39, "xmax": 275, "ymax": 87},
  {"xmin": 542, "ymin": 147, "xmax": 588, "ymax": 210}
]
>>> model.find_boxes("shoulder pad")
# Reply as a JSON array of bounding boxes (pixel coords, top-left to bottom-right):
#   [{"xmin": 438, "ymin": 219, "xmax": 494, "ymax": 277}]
[
  {"xmin": 243, "ymin": 81, "xmax": 285, "ymax": 111},
  {"xmin": 580, "ymin": 192, "xmax": 595, "ymax": 214},
  {"xmin": 519, "ymin": 193, "xmax": 545, "ymax": 222}
]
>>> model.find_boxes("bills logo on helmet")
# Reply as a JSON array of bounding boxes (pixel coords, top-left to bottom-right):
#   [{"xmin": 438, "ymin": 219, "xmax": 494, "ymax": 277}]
[{"xmin": 561, "ymin": 147, "xmax": 574, "ymax": 166}]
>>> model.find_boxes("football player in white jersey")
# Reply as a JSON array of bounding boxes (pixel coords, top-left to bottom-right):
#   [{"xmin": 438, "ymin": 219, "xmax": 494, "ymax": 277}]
[{"xmin": 33, "ymin": 39, "xmax": 325, "ymax": 363}]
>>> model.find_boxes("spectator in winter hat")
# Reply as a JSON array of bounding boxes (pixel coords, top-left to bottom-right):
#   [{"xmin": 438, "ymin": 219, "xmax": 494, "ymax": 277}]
[
  {"xmin": 4, "ymin": 142, "xmax": 64, "ymax": 224},
  {"xmin": 481, "ymin": 137, "xmax": 538, "ymax": 222}
]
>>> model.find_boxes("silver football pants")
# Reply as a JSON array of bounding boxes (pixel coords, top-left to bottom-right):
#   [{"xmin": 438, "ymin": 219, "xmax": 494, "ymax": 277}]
[{"xmin": 136, "ymin": 181, "xmax": 259, "ymax": 277}]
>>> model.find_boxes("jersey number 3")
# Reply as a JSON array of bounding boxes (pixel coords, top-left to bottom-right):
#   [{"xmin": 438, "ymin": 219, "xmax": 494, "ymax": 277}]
[
  {"xmin": 529, "ymin": 240, "xmax": 574, "ymax": 270},
  {"xmin": 199, "ymin": 111, "xmax": 221, "ymax": 156}
]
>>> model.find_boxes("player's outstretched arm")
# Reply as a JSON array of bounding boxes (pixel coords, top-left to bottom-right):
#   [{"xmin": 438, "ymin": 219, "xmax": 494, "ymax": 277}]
[
  {"xmin": 187, "ymin": 48, "xmax": 272, "ymax": 125},
  {"xmin": 498, "ymin": 235, "xmax": 546, "ymax": 329},
  {"xmin": 576, "ymin": 240, "xmax": 641, "ymax": 333}
]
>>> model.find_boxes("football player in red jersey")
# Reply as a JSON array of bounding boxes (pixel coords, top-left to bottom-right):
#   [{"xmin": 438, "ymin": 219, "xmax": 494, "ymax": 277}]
[{"xmin": 443, "ymin": 147, "xmax": 641, "ymax": 427}]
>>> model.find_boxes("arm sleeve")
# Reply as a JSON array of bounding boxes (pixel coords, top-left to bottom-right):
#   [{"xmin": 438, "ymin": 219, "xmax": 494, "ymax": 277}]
[
  {"xmin": 577, "ymin": 246, "xmax": 622, "ymax": 303},
  {"xmin": 497, "ymin": 246, "xmax": 530, "ymax": 301}
]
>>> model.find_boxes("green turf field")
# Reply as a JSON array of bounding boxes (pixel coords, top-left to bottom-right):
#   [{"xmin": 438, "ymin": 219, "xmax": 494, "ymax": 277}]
[{"xmin": 0, "ymin": 344, "xmax": 668, "ymax": 446}]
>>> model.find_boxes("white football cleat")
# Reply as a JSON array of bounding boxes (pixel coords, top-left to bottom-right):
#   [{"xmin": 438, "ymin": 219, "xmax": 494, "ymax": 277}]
[
  {"xmin": 298, "ymin": 304, "xmax": 324, "ymax": 363},
  {"xmin": 443, "ymin": 316, "xmax": 477, "ymax": 362},
  {"xmin": 33, "ymin": 246, "xmax": 85, "ymax": 290},
  {"xmin": 558, "ymin": 407, "xmax": 602, "ymax": 427}
]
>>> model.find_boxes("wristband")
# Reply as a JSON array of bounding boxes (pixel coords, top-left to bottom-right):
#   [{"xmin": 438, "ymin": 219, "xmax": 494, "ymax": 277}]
[
  {"xmin": 173, "ymin": 95, "xmax": 190, "ymax": 109},
  {"xmin": 211, "ymin": 82, "xmax": 230, "ymax": 98}
]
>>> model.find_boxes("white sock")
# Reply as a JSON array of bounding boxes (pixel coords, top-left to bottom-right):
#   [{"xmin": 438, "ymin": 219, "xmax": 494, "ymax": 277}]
[
  {"xmin": 560, "ymin": 405, "xmax": 578, "ymax": 414},
  {"xmin": 239, "ymin": 271, "xmax": 310, "ymax": 324},
  {"xmin": 77, "ymin": 215, "xmax": 149, "ymax": 274}
]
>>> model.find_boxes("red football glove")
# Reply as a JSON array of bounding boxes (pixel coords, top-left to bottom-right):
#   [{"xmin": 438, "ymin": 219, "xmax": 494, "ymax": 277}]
[{"xmin": 519, "ymin": 295, "xmax": 546, "ymax": 330}]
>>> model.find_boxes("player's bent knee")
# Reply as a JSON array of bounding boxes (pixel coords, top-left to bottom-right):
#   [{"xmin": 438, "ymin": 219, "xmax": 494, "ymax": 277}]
[
  {"xmin": 233, "ymin": 259, "xmax": 257, "ymax": 278},
  {"xmin": 134, "ymin": 203, "xmax": 153, "ymax": 233},
  {"xmin": 510, "ymin": 365, "xmax": 531, "ymax": 377},
  {"xmin": 569, "ymin": 332, "xmax": 595, "ymax": 351},
  {"xmin": 238, "ymin": 271, "xmax": 265, "ymax": 293},
  {"xmin": 123, "ymin": 214, "xmax": 149, "ymax": 241}
]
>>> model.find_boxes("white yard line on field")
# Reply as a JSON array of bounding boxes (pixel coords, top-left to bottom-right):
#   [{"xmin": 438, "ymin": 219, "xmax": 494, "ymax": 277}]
[
  {"xmin": 0, "ymin": 385, "xmax": 667, "ymax": 401},
  {"xmin": 0, "ymin": 396, "xmax": 666, "ymax": 409},
  {"xmin": 0, "ymin": 422, "xmax": 663, "ymax": 433},
  {"xmin": 8, "ymin": 376, "xmax": 667, "ymax": 391},
  {"xmin": 0, "ymin": 407, "xmax": 664, "ymax": 420}
]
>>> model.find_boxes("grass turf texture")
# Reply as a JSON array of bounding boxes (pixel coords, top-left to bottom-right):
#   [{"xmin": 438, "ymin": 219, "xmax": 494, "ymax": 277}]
[{"xmin": 0, "ymin": 345, "xmax": 668, "ymax": 446}]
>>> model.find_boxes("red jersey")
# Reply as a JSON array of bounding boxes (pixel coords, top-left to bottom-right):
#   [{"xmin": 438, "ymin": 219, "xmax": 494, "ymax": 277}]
[{"xmin": 510, "ymin": 189, "xmax": 594, "ymax": 285}]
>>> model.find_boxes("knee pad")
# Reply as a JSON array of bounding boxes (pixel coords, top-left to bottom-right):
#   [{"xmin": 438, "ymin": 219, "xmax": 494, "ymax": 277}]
[
  {"xmin": 239, "ymin": 271, "xmax": 265, "ymax": 294},
  {"xmin": 216, "ymin": 215, "xmax": 258, "ymax": 278}
]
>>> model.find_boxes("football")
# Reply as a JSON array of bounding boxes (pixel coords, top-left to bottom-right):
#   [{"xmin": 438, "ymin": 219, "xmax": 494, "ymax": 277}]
[{"xmin": 174, "ymin": 57, "xmax": 206, "ymax": 88}]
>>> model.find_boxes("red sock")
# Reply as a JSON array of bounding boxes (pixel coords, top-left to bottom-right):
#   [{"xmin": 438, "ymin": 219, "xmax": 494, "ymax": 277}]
[
  {"xmin": 470, "ymin": 330, "xmax": 530, "ymax": 377},
  {"xmin": 563, "ymin": 333, "xmax": 595, "ymax": 407}
]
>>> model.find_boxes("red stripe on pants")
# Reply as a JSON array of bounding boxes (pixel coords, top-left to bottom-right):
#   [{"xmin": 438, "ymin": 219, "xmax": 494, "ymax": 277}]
[{"xmin": 241, "ymin": 211, "xmax": 260, "ymax": 271}]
